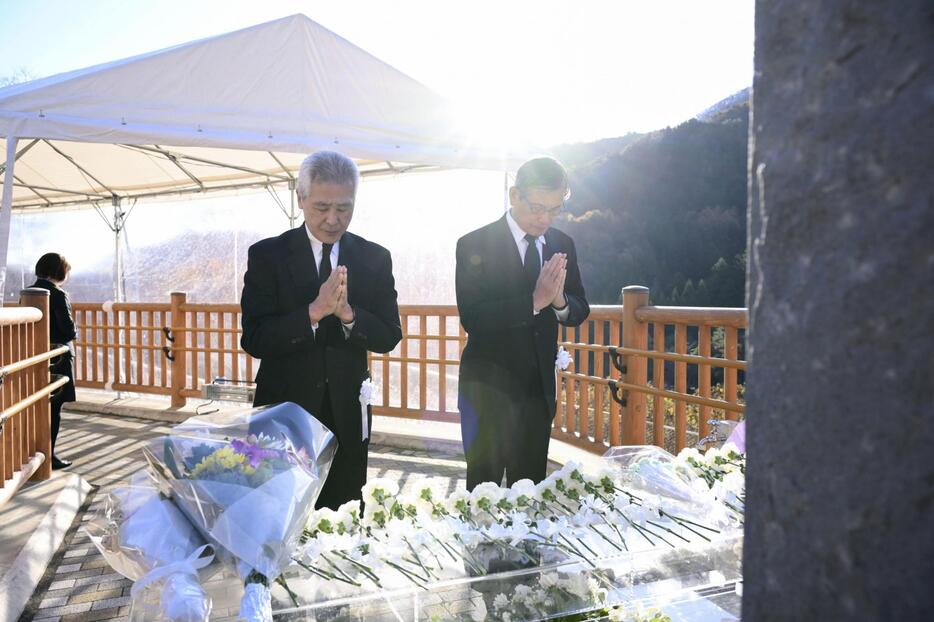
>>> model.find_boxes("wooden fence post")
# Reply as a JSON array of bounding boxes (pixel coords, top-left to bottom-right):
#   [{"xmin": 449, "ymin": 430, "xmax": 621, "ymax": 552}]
[
  {"xmin": 21, "ymin": 288, "xmax": 52, "ymax": 480},
  {"xmin": 170, "ymin": 292, "xmax": 188, "ymax": 408},
  {"xmin": 621, "ymin": 286, "xmax": 650, "ymax": 445}
]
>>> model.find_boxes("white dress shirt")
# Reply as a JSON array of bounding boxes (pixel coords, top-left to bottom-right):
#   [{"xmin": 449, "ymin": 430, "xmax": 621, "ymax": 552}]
[
  {"xmin": 505, "ymin": 210, "xmax": 570, "ymax": 320},
  {"xmin": 304, "ymin": 225, "xmax": 354, "ymax": 337}
]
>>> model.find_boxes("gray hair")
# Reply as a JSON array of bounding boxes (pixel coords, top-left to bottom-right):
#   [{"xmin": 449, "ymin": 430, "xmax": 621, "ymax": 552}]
[{"xmin": 296, "ymin": 151, "xmax": 360, "ymax": 199}]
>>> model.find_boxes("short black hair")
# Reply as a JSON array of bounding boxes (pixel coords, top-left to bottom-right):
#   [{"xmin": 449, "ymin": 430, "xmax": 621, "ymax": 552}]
[
  {"xmin": 515, "ymin": 156, "xmax": 570, "ymax": 200},
  {"xmin": 35, "ymin": 253, "xmax": 71, "ymax": 282}
]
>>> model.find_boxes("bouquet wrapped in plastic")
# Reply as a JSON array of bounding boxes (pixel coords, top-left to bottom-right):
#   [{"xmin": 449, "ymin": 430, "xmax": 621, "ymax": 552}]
[
  {"xmin": 602, "ymin": 445, "xmax": 732, "ymax": 527},
  {"xmin": 84, "ymin": 470, "xmax": 215, "ymax": 622},
  {"xmin": 142, "ymin": 401, "xmax": 337, "ymax": 622}
]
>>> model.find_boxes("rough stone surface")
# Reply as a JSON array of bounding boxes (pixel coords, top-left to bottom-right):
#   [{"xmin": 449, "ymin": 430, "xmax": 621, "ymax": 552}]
[{"xmin": 744, "ymin": 1, "xmax": 934, "ymax": 619}]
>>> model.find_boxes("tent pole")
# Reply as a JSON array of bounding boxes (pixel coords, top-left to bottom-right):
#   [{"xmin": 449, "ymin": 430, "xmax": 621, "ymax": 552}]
[
  {"xmin": 0, "ymin": 137, "xmax": 19, "ymax": 306},
  {"xmin": 113, "ymin": 196, "xmax": 125, "ymax": 302},
  {"xmin": 503, "ymin": 171, "xmax": 509, "ymax": 213},
  {"xmin": 288, "ymin": 179, "xmax": 297, "ymax": 228}
]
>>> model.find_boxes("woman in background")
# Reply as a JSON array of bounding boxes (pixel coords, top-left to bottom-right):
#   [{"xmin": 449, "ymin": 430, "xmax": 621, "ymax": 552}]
[{"xmin": 32, "ymin": 253, "xmax": 77, "ymax": 469}]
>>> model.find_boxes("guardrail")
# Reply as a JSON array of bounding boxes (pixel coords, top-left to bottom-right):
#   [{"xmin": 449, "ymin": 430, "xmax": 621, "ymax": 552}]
[
  {"xmin": 71, "ymin": 286, "xmax": 746, "ymax": 454},
  {"xmin": 0, "ymin": 289, "xmax": 71, "ymax": 507}
]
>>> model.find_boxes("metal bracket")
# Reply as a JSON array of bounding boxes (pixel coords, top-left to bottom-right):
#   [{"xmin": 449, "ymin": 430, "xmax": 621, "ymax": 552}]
[
  {"xmin": 163, "ymin": 326, "xmax": 174, "ymax": 342},
  {"xmin": 162, "ymin": 346, "xmax": 175, "ymax": 361},
  {"xmin": 608, "ymin": 380, "xmax": 627, "ymax": 407},
  {"xmin": 608, "ymin": 347, "xmax": 627, "ymax": 375}
]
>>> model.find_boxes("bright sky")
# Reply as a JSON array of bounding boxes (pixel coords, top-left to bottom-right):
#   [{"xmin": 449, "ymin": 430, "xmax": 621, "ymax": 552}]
[{"xmin": 0, "ymin": 0, "xmax": 754, "ymax": 145}]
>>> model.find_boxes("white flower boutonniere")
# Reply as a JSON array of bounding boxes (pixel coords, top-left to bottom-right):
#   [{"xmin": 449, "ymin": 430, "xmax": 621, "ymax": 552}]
[
  {"xmin": 359, "ymin": 378, "xmax": 376, "ymax": 441},
  {"xmin": 555, "ymin": 346, "xmax": 572, "ymax": 371}
]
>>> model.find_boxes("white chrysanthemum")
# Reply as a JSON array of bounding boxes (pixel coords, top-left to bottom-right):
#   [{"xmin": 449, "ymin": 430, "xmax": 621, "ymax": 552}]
[
  {"xmin": 361, "ymin": 477, "xmax": 400, "ymax": 504},
  {"xmin": 505, "ymin": 515, "xmax": 531, "ymax": 545},
  {"xmin": 307, "ymin": 507, "xmax": 339, "ymax": 534},
  {"xmin": 558, "ymin": 572, "xmax": 591, "ymax": 599},
  {"xmin": 555, "ymin": 346, "xmax": 573, "ymax": 370},
  {"xmin": 508, "ymin": 478, "xmax": 537, "ymax": 504},
  {"xmin": 514, "ymin": 584, "xmax": 533, "ymax": 603},
  {"xmin": 362, "ymin": 502, "xmax": 389, "ymax": 528},
  {"xmin": 395, "ymin": 491, "xmax": 420, "ymax": 516},
  {"xmin": 470, "ymin": 481, "xmax": 505, "ymax": 506},
  {"xmin": 493, "ymin": 593, "xmax": 509, "ymax": 611},
  {"xmin": 572, "ymin": 503, "xmax": 598, "ymax": 528},
  {"xmin": 721, "ymin": 442, "xmax": 742, "ymax": 457},
  {"xmin": 484, "ymin": 522, "xmax": 511, "ymax": 541},
  {"xmin": 535, "ymin": 518, "xmax": 560, "ymax": 539},
  {"xmin": 295, "ymin": 538, "xmax": 324, "ymax": 564},
  {"xmin": 534, "ymin": 479, "xmax": 561, "ymax": 505},
  {"xmin": 556, "ymin": 461, "xmax": 581, "ymax": 480},
  {"xmin": 540, "ymin": 571, "xmax": 559, "ymax": 589},
  {"xmin": 334, "ymin": 500, "xmax": 360, "ymax": 532},
  {"xmin": 576, "ymin": 470, "xmax": 603, "ymax": 490},
  {"xmin": 703, "ymin": 447, "xmax": 723, "ymax": 467},
  {"xmin": 445, "ymin": 488, "xmax": 473, "ymax": 517},
  {"xmin": 413, "ymin": 477, "xmax": 447, "ymax": 510},
  {"xmin": 676, "ymin": 446, "xmax": 703, "ymax": 463},
  {"xmin": 315, "ymin": 531, "xmax": 358, "ymax": 554},
  {"xmin": 722, "ymin": 469, "xmax": 745, "ymax": 491}
]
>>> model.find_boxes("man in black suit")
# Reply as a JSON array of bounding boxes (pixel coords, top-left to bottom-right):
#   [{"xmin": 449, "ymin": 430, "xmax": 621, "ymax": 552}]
[
  {"xmin": 240, "ymin": 151, "xmax": 402, "ymax": 510},
  {"xmin": 456, "ymin": 156, "xmax": 589, "ymax": 490}
]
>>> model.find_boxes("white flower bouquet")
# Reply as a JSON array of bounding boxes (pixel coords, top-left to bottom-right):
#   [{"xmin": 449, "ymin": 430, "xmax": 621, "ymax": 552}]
[
  {"xmin": 287, "ymin": 450, "xmax": 740, "ymax": 620},
  {"xmin": 84, "ymin": 470, "xmax": 215, "ymax": 622},
  {"xmin": 141, "ymin": 401, "xmax": 337, "ymax": 621},
  {"xmin": 675, "ymin": 442, "xmax": 746, "ymax": 522}
]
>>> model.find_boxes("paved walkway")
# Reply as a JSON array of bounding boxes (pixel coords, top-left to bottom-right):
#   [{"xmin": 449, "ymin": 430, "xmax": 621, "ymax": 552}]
[{"xmin": 17, "ymin": 410, "xmax": 469, "ymax": 622}]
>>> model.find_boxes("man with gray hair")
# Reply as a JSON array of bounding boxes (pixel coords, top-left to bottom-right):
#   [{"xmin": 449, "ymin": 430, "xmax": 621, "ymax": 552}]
[{"xmin": 241, "ymin": 150, "xmax": 402, "ymax": 510}]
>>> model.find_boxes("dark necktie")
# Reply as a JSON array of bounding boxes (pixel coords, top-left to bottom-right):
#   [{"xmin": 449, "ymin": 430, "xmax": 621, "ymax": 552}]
[
  {"xmin": 523, "ymin": 233, "xmax": 540, "ymax": 288},
  {"xmin": 319, "ymin": 243, "xmax": 333, "ymax": 282}
]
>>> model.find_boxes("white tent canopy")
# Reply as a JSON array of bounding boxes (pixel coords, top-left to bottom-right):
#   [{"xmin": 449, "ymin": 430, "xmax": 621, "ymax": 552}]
[
  {"xmin": 0, "ymin": 14, "xmax": 529, "ymax": 213},
  {"xmin": 0, "ymin": 14, "xmax": 531, "ymax": 299}
]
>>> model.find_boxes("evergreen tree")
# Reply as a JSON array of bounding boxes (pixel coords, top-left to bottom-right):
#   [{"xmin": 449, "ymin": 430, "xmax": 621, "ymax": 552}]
[
  {"xmin": 696, "ymin": 279, "xmax": 710, "ymax": 306},
  {"xmin": 681, "ymin": 279, "xmax": 696, "ymax": 305},
  {"xmin": 561, "ymin": 99, "xmax": 749, "ymax": 306}
]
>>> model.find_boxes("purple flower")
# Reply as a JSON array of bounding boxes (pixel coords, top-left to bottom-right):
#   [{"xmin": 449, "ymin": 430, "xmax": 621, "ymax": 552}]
[{"xmin": 231, "ymin": 438, "xmax": 280, "ymax": 468}]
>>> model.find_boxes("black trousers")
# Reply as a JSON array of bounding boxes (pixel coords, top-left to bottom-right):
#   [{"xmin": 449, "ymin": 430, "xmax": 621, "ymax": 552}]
[
  {"xmin": 49, "ymin": 384, "xmax": 72, "ymax": 456},
  {"xmin": 50, "ymin": 400, "xmax": 62, "ymax": 454},
  {"xmin": 463, "ymin": 380, "xmax": 552, "ymax": 491},
  {"xmin": 313, "ymin": 388, "xmax": 369, "ymax": 511}
]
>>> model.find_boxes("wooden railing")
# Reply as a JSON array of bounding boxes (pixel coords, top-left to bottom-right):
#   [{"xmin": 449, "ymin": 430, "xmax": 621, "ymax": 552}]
[
  {"xmin": 556, "ymin": 286, "xmax": 746, "ymax": 454},
  {"xmin": 0, "ymin": 288, "xmax": 70, "ymax": 507},
  {"xmin": 71, "ymin": 286, "xmax": 746, "ymax": 454}
]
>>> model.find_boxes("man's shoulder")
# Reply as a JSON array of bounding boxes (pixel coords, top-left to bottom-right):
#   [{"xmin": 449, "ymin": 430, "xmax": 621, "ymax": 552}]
[
  {"xmin": 458, "ymin": 217, "xmax": 505, "ymax": 248},
  {"xmin": 248, "ymin": 228, "xmax": 300, "ymax": 256},
  {"xmin": 546, "ymin": 225, "xmax": 576, "ymax": 247},
  {"xmin": 345, "ymin": 231, "xmax": 390, "ymax": 257},
  {"xmin": 344, "ymin": 232, "xmax": 393, "ymax": 275}
]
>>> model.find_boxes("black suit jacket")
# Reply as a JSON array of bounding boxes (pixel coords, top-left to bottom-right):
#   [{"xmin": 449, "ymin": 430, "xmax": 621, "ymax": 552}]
[
  {"xmin": 456, "ymin": 215, "xmax": 589, "ymax": 417},
  {"xmin": 240, "ymin": 226, "xmax": 402, "ymax": 448},
  {"xmin": 31, "ymin": 278, "xmax": 77, "ymax": 404}
]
